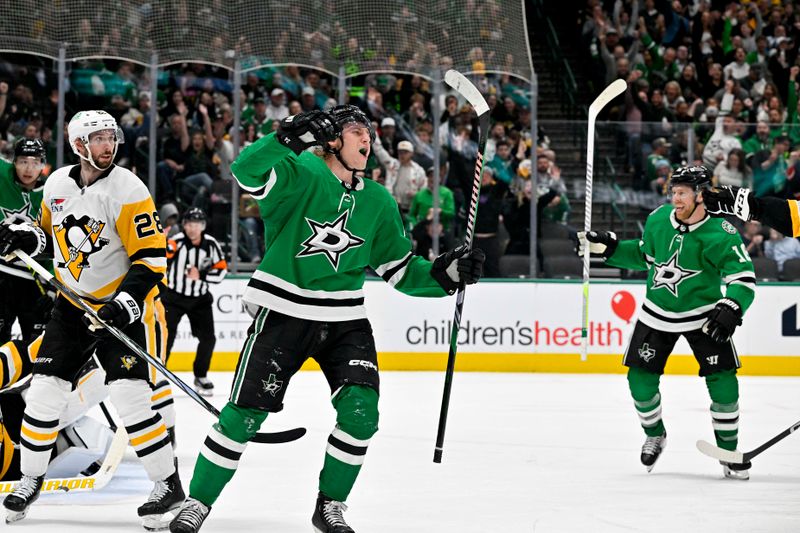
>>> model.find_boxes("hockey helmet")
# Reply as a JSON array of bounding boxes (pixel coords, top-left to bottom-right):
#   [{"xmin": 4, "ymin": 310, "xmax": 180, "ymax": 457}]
[
  {"xmin": 182, "ymin": 207, "xmax": 207, "ymax": 228},
  {"xmin": 669, "ymin": 165, "xmax": 712, "ymax": 191},
  {"xmin": 67, "ymin": 110, "xmax": 124, "ymax": 170},
  {"xmin": 14, "ymin": 138, "xmax": 46, "ymax": 163},
  {"xmin": 329, "ymin": 105, "xmax": 376, "ymax": 144}
]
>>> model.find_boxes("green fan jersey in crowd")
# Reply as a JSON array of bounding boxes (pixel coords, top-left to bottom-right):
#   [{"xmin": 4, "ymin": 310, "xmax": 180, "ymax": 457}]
[
  {"xmin": 605, "ymin": 204, "xmax": 755, "ymax": 331},
  {"xmin": 0, "ymin": 159, "xmax": 44, "ymax": 279},
  {"xmin": 231, "ymin": 133, "xmax": 447, "ymax": 322}
]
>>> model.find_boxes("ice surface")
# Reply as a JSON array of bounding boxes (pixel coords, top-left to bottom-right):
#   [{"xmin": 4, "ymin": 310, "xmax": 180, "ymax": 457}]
[{"xmin": 17, "ymin": 371, "xmax": 800, "ymax": 532}]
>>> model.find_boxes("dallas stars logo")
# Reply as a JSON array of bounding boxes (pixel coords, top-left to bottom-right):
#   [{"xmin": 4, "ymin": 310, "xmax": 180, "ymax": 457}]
[
  {"xmin": 652, "ymin": 251, "xmax": 701, "ymax": 297},
  {"xmin": 297, "ymin": 210, "xmax": 364, "ymax": 270},
  {"xmin": 638, "ymin": 342, "xmax": 656, "ymax": 362},
  {"xmin": 262, "ymin": 374, "xmax": 283, "ymax": 397},
  {"xmin": 0, "ymin": 194, "xmax": 33, "ymax": 225}
]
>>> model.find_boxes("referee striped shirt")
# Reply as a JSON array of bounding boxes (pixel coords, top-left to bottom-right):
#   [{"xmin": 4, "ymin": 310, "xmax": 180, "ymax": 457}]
[{"xmin": 166, "ymin": 232, "xmax": 228, "ymax": 297}]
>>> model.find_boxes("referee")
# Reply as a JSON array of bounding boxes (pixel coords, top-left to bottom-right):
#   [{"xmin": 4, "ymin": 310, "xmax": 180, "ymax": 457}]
[{"xmin": 163, "ymin": 208, "xmax": 227, "ymax": 396}]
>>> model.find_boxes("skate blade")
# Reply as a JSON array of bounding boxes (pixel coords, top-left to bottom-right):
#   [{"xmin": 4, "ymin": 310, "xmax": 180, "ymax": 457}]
[
  {"xmin": 194, "ymin": 388, "xmax": 214, "ymax": 397},
  {"xmin": 141, "ymin": 508, "xmax": 179, "ymax": 531},
  {"xmin": 5, "ymin": 508, "xmax": 29, "ymax": 524}
]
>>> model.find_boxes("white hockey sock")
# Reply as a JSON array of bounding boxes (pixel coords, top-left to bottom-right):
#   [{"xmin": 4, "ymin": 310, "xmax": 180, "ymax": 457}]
[{"xmin": 20, "ymin": 375, "xmax": 72, "ymax": 476}]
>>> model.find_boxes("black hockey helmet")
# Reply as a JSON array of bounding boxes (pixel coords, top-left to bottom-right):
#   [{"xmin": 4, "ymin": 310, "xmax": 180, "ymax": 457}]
[
  {"xmin": 14, "ymin": 138, "xmax": 46, "ymax": 163},
  {"xmin": 669, "ymin": 165, "xmax": 712, "ymax": 191},
  {"xmin": 328, "ymin": 105, "xmax": 376, "ymax": 144},
  {"xmin": 183, "ymin": 207, "xmax": 207, "ymax": 226}
]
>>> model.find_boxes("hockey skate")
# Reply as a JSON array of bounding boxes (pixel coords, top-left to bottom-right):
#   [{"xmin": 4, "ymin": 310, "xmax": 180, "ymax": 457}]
[
  {"xmin": 138, "ymin": 470, "xmax": 185, "ymax": 531},
  {"xmin": 721, "ymin": 459, "xmax": 751, "ymax": 481},
  {"xmin": 169, "ymin": 497, "xmax": 211, "ymax": 533},
  {"xmin": 312, "ymin": 491, "xmax": 355, "ymax": 533},
  {"xmin": 3, "ymin": 474, "xmax": 44, "ymax": 524},
  {"xmin": 640, "ymin": 433, "xmax": 667, "ymax": 472},
  {"xmin": 193, "ymin": 377, "xmax": 214, "ymax": 397}
]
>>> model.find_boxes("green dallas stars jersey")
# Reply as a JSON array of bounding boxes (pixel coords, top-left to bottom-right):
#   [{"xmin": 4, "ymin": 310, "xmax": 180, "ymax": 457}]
[
  {"xmin": 231, "ymin": 133, "xmax": 447, "ymax": 321},
  {"xmin": 606, "ymin": 205, "xmax": 755, "ymax": 332},
  {"xmin": 0, "ymin": 158, "xmax": 44, "ymax": 279}
]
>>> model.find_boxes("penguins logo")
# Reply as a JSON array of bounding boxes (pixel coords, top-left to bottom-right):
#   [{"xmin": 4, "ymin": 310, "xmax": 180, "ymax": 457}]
[
  {"xmin": 120, "ymin": 356, "xmax": 138, "ymax": 371},
  {"xmin": 54, "ymin": 214, "xmax": 110, "ymax": 281}
]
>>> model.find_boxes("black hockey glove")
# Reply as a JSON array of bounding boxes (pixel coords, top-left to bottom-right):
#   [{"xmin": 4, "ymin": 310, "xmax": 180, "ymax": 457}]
[
  {"xmin": 702, "ymin": 298, "xmax": 742, "ymax": 343},
  {"xmin": 703, "ymin": 186, "xmax": 758, "ymax": 222},
  {"xmin": 276, "ymin": 110, "xmax": 341, "ymax": 155},
  {"xmin": 431, "ymin": 244, "xmax": 486, "ymax": 294},
  {"xmin": 83, "ymin": 291, "xmax": 142, "ymax": 335},
  {"xmin": 0, "ymin": 223, "xmax": 47, "ymax": 258},
  {"xmin": 577, "ymin": 230, "xmax": 618, "ymax": 260}
]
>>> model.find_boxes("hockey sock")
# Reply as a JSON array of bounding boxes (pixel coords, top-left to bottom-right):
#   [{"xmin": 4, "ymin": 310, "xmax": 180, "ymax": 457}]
[
  {"xmin": 20, "ymin": 375, "xmax": 71, "ymax": 476},
  {"xmin": 109, "ymin": 379, "xmax": 174, "ymax": 481},
  {"xmin": 627, "ymin": 367, "xmax": 665, "ymax": 437},
  {"xmin": 705, "ymin": 369, "xmax": 740, "ymax": 451},
  {"xmin": 189, "ymin": 402, "xmax": 267, "ymax": 506},
  {"xmin": 319, "ymin": 385, "xmax": 379, "ymax": 502}
]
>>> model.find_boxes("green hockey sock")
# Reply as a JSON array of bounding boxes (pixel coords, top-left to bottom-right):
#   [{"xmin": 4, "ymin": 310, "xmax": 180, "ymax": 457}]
[
  {"xmin": 705, "ymin": 369, "xmax": 740, "ymax": 451},
  {"xmin": 628, "ymin": 366, "xmax": 665, "ymax": 437},
  {"xmin": 318, "ymin": 385, "xmax": 379, "ymax": 502},
  {"xmin": 189, "ymin": 402, "xmax": 269, "ymax": 506}
]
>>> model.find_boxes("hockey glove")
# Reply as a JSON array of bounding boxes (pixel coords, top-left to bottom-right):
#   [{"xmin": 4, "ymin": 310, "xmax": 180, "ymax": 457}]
[
  {"xmin": 83, "ymin": 291, "xmax": 142, "ymax": 335},
  {"xmin": 0, "ymin": 223, "xmax": 47, "ymax": 259},
  {"xmin": 576, "ymin": 230, "xmax": 618, "ymax": 260},
  {"xmin": 702, "ymin": 186, "xmax": 757, "ymax": 222},
  {"xmin": 702, "ymin": 298, "xmax": 742, "ymax": 343},
  {"xmin": 276, "ymin": 110, "xmax": 340, "ymax": 155},
  {"xmin": 431, "ymin": 244, "xmax": 486, "ymax": 295}
]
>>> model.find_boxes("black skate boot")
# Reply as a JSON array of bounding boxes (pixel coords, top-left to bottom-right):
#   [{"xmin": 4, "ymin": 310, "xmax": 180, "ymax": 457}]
[
  {"xmin": 640, "ymin": 432, "xmax": 667, "ymax": 472},
  {"xmin": 721, "ymin": 459, "xmax": 751, "ymax": 480},
  {"xmin": 193, "ymin": 377, "xmax": 214, "ymax": 397},
  {"xmin": 138, "ymin": 470, "xmax": 186, "ymax": 531},
  {"xmin": 312, "ymin": 491, "xmax": 355, "ymax": 533},
  {"xmin": 4, "ymin": 474, "xmax": 44, "ymax": 524},
  {"xmin": 169, "ymin": 497, "xmax": 211, "ymax": 533}
]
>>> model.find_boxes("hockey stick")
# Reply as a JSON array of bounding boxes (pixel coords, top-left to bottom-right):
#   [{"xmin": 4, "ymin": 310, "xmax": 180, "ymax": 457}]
[
  {"xmin": 580, "ymin": 79, "xmax": 627, "ymax": 361},
  {"xmin": 0, "ymin": 426, "xmax": 128, "ymax": 494},
  {"xmin": 14, "ymin": 251, "xmax": 305, "ymax": 445},
  {"xmin": 433, "ymin": 70, "xmax": 490, "ymax": 464},
  {"xmin": 696, "ymin": 419, "xmax": 800, "ymax": 465}
]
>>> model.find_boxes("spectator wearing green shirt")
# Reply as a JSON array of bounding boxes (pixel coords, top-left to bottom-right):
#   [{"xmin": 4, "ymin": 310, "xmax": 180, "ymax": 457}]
[{"xmin": 408, "ymin": 165, "xmax": 455, "ymax": 232}]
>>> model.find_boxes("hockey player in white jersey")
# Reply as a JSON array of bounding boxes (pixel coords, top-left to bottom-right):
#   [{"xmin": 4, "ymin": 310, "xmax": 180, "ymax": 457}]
[{"xmin": 0, "ymin": 110, "xmax": 184, "ymax": 530}]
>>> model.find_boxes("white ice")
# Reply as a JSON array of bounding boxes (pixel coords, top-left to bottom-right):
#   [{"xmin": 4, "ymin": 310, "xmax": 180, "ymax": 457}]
[{"xmin": 16, "ymin": 371, "xmax": 800, "ymax": 532}]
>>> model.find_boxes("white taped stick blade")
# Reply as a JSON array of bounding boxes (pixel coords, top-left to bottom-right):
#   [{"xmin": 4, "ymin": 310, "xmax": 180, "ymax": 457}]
[
  {"xmin": 444, "ymin": 70, "xmax": 490, "ymax": 116},
  {"xmin": 588, "ymin": 78, "xmax": 627, "ymax": 117},
  {"xmin": 696, "ymin": 439, "xmax": 745, "ymax": 464}
]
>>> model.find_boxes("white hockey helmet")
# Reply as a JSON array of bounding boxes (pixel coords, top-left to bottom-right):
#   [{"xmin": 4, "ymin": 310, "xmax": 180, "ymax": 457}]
[{"xmin": 68, "ymin": 110, "xmax": 125, "ymax": 170}]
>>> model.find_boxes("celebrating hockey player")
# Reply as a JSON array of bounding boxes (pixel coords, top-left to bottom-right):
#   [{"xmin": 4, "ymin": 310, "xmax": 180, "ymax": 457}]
[
  {"xmin": 0, "ymin": 138, "xmax": 52, "ymax": 346},
  {"xmin": 703, "ymin": 185, "xmax": 800, "ymax": 238},
  {"xmin": 578, "ymin": 166, "xmax": 756, "ymax": 480},
  {"xmin": 0, "ymin": 110, "xmax": 184, "ymax": 529},
  {"xmin": 169, "ymin": 105, "xmax": 485, "ymax": 533}
]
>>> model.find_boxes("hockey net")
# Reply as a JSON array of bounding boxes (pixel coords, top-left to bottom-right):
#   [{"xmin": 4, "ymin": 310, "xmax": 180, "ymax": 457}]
[{"xmin": 0, "ymin": 0, "xmax": 533, "ymax": 81}]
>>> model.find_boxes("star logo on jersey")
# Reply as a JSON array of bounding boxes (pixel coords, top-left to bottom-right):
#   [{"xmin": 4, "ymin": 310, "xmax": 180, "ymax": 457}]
[
  {"xmin": 651, "ymin": 251, "xmax": 701, "ymax": 298},
  {"xmin": 53, "ymin": 214, "xmax": 110, "ymax": 282},
  {"xmin": 297, "ymin": 210, "xmax": 364, "ymax": 270},
  {"xmin": 262, "ymin": 373, "xmax": 283, "ymax": 397},
  {"xmin": 638, "ymin": 343, "xmax": 656, "ymax": 362},
  {"xmin": 0, "ymin": 196, "xmax": 33, "ymax": 225}
]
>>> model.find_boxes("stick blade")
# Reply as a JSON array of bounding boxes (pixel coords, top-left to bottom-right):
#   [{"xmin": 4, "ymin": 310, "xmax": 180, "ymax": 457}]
[
  {"xmin": 251, "ymin": 426, "xmax": 307, "ymax": 444},
  {"xmin": 589, "ymin": 78, "xmax": 627, "ymax": 116},
  {"xmin": 696, "ymin": 439, "xmax": 745, "ymax": 464},
  {"xmin": 444, "ymin": 70, "xmax": 489, "ymax": 116}
]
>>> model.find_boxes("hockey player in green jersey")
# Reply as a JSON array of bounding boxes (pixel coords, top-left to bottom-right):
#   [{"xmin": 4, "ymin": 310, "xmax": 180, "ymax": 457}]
[
  {"xmin": 0, "ymin": 138, "xmax": 52, "ymax": 346},
  {"xmin": 170, "ymin": 105, "xmax": 485, "ymax": 533},
  {"xmin": 578, "ymin": 166, "xmax": 756, "ymax": 480}
]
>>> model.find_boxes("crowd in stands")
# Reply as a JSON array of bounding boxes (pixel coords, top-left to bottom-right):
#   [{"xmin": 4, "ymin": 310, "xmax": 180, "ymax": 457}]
[{"xmin": 579, "ymin": 0, "xmax": 800, "ymax": 277}]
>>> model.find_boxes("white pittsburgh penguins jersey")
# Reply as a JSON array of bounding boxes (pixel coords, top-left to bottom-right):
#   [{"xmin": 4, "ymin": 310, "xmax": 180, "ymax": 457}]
[{"xmin": 38, "ymin": 164, "xmax": 166, "ymax": 307}]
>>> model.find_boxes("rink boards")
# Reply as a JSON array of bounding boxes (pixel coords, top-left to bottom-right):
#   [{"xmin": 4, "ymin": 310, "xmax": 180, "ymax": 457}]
[{"xmin": 167, "ymin": 278, "xmax": 800, "ymax": 376}]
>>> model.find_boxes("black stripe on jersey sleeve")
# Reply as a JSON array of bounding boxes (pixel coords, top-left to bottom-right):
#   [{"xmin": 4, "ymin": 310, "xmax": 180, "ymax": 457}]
[
  {"xmin": 130, "ymin": 248, "xmax": 167, "ymax": 262},
  {"xmin": 118, "ymin": 263, "xmax": 165, "ymax": 305},
  {"xmin": 380, "ymin": 254, "xmax": 412, "ymax": 283},
  {"xmin": 248, "ymin": 278, "xmax": 364, "ymax": 307}
]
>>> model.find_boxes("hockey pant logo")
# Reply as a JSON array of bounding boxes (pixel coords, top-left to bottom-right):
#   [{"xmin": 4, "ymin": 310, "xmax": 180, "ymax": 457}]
[
  {"xmin": 349, "ymin": 359, "xmax": 378, "ymax": 372},
  {"xmin": 262, "ymin": 373, "xmax": 284, "ymax": 397},
  {"xmin": 706, "ymin": 355, "xmax": 719, "ymax": 365},
  {"xmin": 638, "ymin": 343, "xmax": 656, "ymax": 363},
  {"xmin": 120, "ymin": 355, "xmax": 138, "ymax": 371}
]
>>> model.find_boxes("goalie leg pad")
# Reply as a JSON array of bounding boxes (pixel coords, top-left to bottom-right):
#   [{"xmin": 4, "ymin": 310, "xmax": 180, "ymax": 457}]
[
  {"xmin": 109, "ymin": 379, "xmax": 174, "ymax": 481},
  {"xmin": 20, "ymin": 375, "xmax": 71, "ymax": 476},
  {"xmin": 319, "ymin": 385, "xmax": 379, "ymax": 502}
]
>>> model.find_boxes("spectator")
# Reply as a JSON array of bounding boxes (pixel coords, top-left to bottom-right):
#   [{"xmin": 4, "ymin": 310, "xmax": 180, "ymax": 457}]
[
  {"xmin": 408, "ymin": 165, "xmax": 455, "ymax": 233},
  {"xmin": 379, "ymin": 117, "xmax": 400, "ymax": 157},
  {"xmin": 157, "ymin": 114, "xmax": 190, "ymax": 203},
  {"xmin": 373, "ymin": 138, "xmax": 425, "ymax": 216},
  {"xmin": 646, "ymin": 137, "xmax": 672, "ymax": 185},
  {"xmin": 702, "ymin": 114, "xmax": 742, "ymax": 167},
  {"xmin": 752, "ymin": 135, "xmax": 794, "ymax": 198},
  {"xmin": 742, "ymin": 120, "xmax": 773, "ymax": 158},
  {"xmin": 486, "ymin": 139, "xmax": 517, "ymax": 185},
  {"xmin": 300, "ymin": 86, "xmax": 318, "ymax": 111},
  {"xmin": 473, "ymin": 166, "xmax": 507, "ymax": 278},
  {"xmin": 765, "ymin": 227, "xmax": 800, "ymax": 272},
  {"xmin": 239, "ymin": 192, "xmax": 264, "ymax": 262},
  {"xmin": 742, "ymin": 220, "xmax": 766, "ymax": 259},
  {"xmin": 713, "ymin": 148, "xmax": 751, "ymax": 188},
  {"xmin": 265, "ymin": 88, "xmax": 289, "ymax": 123},
  {"xmin": 724, "ymin": 47, "xmax": 750, "ymax": 81}
]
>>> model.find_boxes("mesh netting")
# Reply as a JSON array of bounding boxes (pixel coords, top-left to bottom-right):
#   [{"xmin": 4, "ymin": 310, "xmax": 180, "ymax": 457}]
[{"xmin": 0, "ymin": 0, "xmax": 533, "ymax": 81}]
